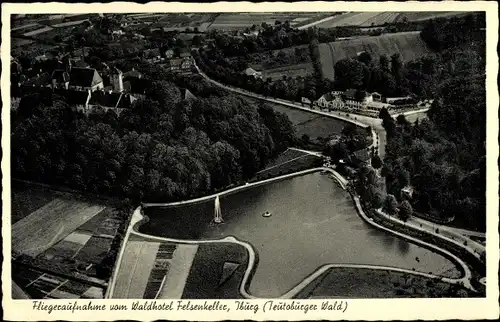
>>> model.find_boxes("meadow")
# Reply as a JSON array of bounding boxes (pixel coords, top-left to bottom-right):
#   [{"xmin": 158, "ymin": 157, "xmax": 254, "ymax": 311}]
[
  {"xmin": 319, "ymin": 31, "xmax": 433, "ymax": 80},
  {"xmin": 261, "ymin": 63, "xmax": 314, "ymax": 81}
]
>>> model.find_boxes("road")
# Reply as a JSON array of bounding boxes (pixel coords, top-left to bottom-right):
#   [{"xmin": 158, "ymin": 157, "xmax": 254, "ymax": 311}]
[
  {"xmin": 193, "ymin": 63, "xmax": 485, "ymax": 275},
  {"xmin": 297, "ymin": 15, "xmax": 337, "ymax": 30}
]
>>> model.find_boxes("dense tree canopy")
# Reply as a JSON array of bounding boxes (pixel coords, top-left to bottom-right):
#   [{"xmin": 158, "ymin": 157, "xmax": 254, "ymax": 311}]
[{"xmin": 11, "ymin": 80, "xmax": 296, "ymax": 203}]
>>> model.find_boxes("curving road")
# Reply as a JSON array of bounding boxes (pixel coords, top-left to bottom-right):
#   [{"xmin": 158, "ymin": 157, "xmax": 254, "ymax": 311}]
[{"xmin": 195, "ymin": 63, "xmax": 484, "ymax": 252}]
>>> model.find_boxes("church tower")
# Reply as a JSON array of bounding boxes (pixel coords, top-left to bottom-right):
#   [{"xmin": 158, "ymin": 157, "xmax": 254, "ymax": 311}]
[{"xmin": 112, "ymin": 67, "xmax": 123, "ymax": 92}]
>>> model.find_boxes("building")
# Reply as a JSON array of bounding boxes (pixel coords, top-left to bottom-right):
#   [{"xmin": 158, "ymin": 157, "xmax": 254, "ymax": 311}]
[
  {"xmin": 243, "ymin": 31, "xmax": 259, "ymax": 38},
  {"xmin": 51, "ymin": 69, "xmax": 70, "ymax": 89},
  {"xmin": 351, "ymin": 148, "xmax": 372, "ymax": 166},
  {"xmin": 165, "ymin": 49, "xmax": 174, "ymax": 59},
  {"xmin": 123, "ymin": 68, "xmax": 143, "ymax": 80},
  {"xmin": 143, "ymin": 48, "xmax": 162, "ymax": 63},
  {"xmin": 165, "ymin": 58, "xmax": 193, "ymax": 74},
  {"xmin": 244, "ymin": 67, "xmax": 262, "ymax": 79},
  {"xmin": 68, "ymin": 67, "xmax": 104, "ymax": 92},
  {"xmin": 372, "ymin": 92, "xmax": 382, "ymax": 102},
  {"xmin": 86, "ymin": 90, "xmax": 137, "ymax": 115},
  {"xmin": 52, "ymin": 88, "xmax": 91, "ymax": 111},
  {"xmin": 24, "ymin": 72, "xmax": 52, "ymax": 88},
  {"xmin": 315, "ymin": 92, "xmax": 345, "ymax": 110},
  {"xmin": 343, "ymin": 89, "xmax": 373, "ymax": 104},
  {"xmin": 301, "ymin": 97, "xmax": 312, "ymax": 106},
  {"xmin": 366, "ymin": 101, "xmax": 391, "ymax": 113},
  {"xmin": 401, "ymin": 186, "xmax": 414, "ymax": 200},
  {"xmin": 111, "ymin": 67, "xmax": 124, "ymax": 93},
  {"xmin": 181, "ymin": 88, "xmax": 197, "ymax": 102},
  {"xmin": 385, "ymin": 96, "xmax": 412, "ymax": 104},
  {"xmin": 179, "ymin": 49, "xmax": 192, "ymax": 59}
]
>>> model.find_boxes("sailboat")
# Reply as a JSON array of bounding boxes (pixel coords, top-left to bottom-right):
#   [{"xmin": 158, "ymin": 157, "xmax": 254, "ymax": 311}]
[{"xmin": 213, "ymin": 195, "xmax": 223, "ymax": 224}]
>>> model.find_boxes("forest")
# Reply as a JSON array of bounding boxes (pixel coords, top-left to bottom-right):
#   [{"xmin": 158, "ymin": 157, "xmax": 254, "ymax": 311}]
[
  {"xmin": 375, "ymin": 13, "xmax": 486, "ymax": 231},
  {"xmin": 11, "ymin": 80, "xmax": 297, "ymax": 204}
]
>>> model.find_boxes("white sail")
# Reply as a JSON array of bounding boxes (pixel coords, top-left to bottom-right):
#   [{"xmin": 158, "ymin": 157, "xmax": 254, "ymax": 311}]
[{"xmin": 214, "ymin": 195, "xmax": 223, "ymax": 223}]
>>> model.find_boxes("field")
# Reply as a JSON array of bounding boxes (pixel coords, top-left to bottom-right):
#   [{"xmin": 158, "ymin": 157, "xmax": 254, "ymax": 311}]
[
  {"xmin": 261, "ymin": 63, "xmax": 314, "ymax": 81},
  {"xmin": 315, "ymin": 12, "xmax": 464, "ymax": 28},
  {"xmin": 294, "ymin": 267, "xmax": 475, "ymax": 298},
  {"xmin": 319, "ymin": 31, "xmax": 433, "ymax": 80},
  {"xmin": 208, "ymin": 13, "xmax": 321, "ymax": 31},
  {"xmin": 12, "ymin": 197, "xmax": 105, "ymax": 257},
  {"xmin": 152, "ymin": 13, "xmax": 215, "ymax": 32},
  {"xmin": 112, "ymin": 234, "xmax": 162, "ymax": 298},
  {"xmin": 113, "ymin": 233, "xmax": 202, "ymax": 299},
  {"xmin": 12, "ymin": 264, "xmax": 105, "ymax": 299},
  {"xmin": 34, "ymin": 207, "xmax": 123, "ymax": 276}
]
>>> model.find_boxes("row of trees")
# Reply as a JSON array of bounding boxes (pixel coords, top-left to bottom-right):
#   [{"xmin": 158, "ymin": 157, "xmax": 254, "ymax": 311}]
[{"xmin": 11, "ymin": 80, "xmax": 297, "ymax": 204}]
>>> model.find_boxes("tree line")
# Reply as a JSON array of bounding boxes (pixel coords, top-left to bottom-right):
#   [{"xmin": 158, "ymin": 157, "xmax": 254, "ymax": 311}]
[{"xmin": 11, "ymin": 80, "xmax": 297, "ymax": 204}]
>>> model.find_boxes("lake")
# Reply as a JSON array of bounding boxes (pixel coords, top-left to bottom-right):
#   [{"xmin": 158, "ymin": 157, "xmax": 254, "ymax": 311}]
[{"xmin": 140, "ymin": 172, "xmax": 460, "ymax": 298}]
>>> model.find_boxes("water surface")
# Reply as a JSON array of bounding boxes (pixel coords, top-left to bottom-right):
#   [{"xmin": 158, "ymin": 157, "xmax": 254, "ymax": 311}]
[{"xmin": 141, "ymin": 173, "xmax": 460, "ymax": 297}]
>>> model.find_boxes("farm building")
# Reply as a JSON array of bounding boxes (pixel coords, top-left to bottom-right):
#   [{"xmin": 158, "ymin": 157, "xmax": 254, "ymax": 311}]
[
  {"xmin": 315, "ymin": 92, "xmax": 345, "ymax": 109},
  {"xmin": 243, "ymin": 67, "xmax": 262, "ymax": 79}
]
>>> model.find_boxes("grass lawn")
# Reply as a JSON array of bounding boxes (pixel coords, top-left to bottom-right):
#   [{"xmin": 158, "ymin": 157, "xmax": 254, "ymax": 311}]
[
  {"xmin": 11, "ymin": 181, "xmax": 60, "ymax": 224},
  {"xmin": 182, "ymin": 242, "xmax": 250, "ymax": 299},
  {"xmin": 294, "ymin": 267, "xmax": 476, "ymax": 298}
]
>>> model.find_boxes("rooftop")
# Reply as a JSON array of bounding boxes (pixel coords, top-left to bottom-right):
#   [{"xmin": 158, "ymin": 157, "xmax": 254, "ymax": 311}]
[{"xmin": 69, "ymin": 67, "xmax": 103, "ymax": 88}]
